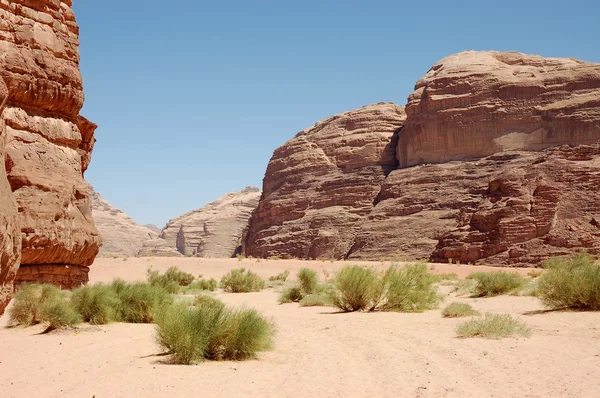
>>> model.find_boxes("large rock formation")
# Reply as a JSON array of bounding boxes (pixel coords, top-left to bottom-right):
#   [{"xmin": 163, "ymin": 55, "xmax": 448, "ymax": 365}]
[
  {"xmin": 0, "ymin": 0, "xmax": 100, "ymax": 288},
  {"xmin": 89, "ymin": 184, "xmax": 158, "ymax": 257},
  {"xmin": 161, "ymin": 187, "xmax": 261, "ymax": 257},
  {"xmin": 137, "ymin": 238, "xmax": 183, "ymax": 258},
  {"xmin": 244, "ymin": 52, "xmax": 600, "ymax": 266},
  {"xmin": 0, "ymin": 79, "xmax": 21, "ymax": 315},
  {"xmin": 243, "ymin": 103, "xmax": 406, "ymax": 259}
]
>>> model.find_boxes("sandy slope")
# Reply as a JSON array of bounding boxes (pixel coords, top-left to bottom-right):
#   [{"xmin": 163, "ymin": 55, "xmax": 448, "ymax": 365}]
[{"xmin": 1, "ymin": 258, "xmax": 600, "ymax": 398}]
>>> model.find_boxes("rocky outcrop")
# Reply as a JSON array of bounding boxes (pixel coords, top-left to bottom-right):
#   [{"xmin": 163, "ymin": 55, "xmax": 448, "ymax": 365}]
[
  {"xmin": 398, "ymin": 51, "xmax": 600, "ymax": 167},
  {"xmin": 0, "ymin": 0, "xmax": 100, "ymax": 287},
  {"xmin": 244, "ymin": 52, "xmax": 600, "ymax": 266},
  {"xmin": 137, "ymin": 238, "xmax": 183, "ymax": 258},
  {"xmin": 0, "ymin": 79, "xmax": 21, "ymax": 315},
  {"xmin": 243, "ymin": 103, "xmax": 406, "ymax": 259},
  {"xmin": 143, "ymin": 224, "xmax": 161, "ymax": 234},
  {"xmin": 161, "ymin": 187, "xmax": 261, "ymax": 257},
  {"xmin": 89, "ymin": 184, "xmax": 158, "ymax": 257}
]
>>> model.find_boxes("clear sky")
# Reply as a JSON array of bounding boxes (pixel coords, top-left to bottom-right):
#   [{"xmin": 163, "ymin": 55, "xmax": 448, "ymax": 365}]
[{"xmin": 73, "ymin": 0, "xmax": 600, "ymax": 228}]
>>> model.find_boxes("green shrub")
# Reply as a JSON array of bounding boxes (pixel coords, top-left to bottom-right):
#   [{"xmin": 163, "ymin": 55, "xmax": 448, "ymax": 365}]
[
  {"xmin": 278, "ymin": 286, "xmax": 304, "ymax": 304},
  {"xmin": 527, "ymin": 269, "xmax": 543, "ymax": 278},
  {"xmin": 193, "ymin": 294, "xmax": 225, "ymax": 309},
  {"xmin": 453, "ymin": 278, "xmax": 479, "ymax": 296},
  {"xmin": 185, "ymin": 278, "xmax": 218, "ymax": 293},
  {"xmin": 268, "ymin": 270, "xmax": 290, "ymax": 282},
  {"xmin": 537, "ymin": 253, "xmax": 600, "ymax": 310},
  {"xmin": 299, "ymin": 293, "xmax": 334, "ymax": 307},
  {"xmin": 442, "ymin": 302, "xmax": 480, "ymax": 318},
  {"xmin": 114, "ymin": 283, "xmax": 173, "ymax": 323},
  {"xmin": 72, "ymin": 283, "xmax": 120, "ymax": 325},
  {"xmin": 434, "ymin": 273, "xmax": 459, "ymax": 282},
  {"xmin": 220, "ymin": 268, "xmax": 265, "ymax": 293},
  {"xmin": 155, "ymin": 301, "xmax": 274, "ymax": 364},
  {"xmin": 297, "ymin": 268, "xmax": 318, "ymax": 294},
  {"xmin": 147, "ymin": 266, "xmax": 195, "ymax": 293},
  {"xmin": 467, "ymin": 271, "xmax": 527, "ymax": 297},
  {"xmin": 9, "ymin": 284, "xmax": 80, "ymax": 330},
  {"xmin": 330, "ymin": 265, "xmax": 382, "ymax": 312},
  {"xmin": 456, "ymin": 313, "xmax": 532, "ymax": 339},
  {"xmin": 381, "ymin": 263, "xmax": 442, "ymax": 312}
]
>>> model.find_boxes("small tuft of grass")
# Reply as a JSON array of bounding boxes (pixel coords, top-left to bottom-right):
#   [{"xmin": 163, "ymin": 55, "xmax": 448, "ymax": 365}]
[
  {"xmin": 278, "ymin": 286, "xmax": 304, "ymax": 304},
  {"xmin": 467, "ymin": 271, "xmax": 527, "ymax": 297},
  {"xmin": 72, "ymin": 283, "xmax": 120, "ymax": 325},
  {"xmin": 442, "ymin": 302, "xmax": 480, "ymax": 318},
  {"xmin": 453, "ymin": 279, "xmax": 479, "ymax": 296},
  {"xmin": 456, "ymin": 313, "xmax": 532, "ymax": 339},
  {"xmin": 536, "ymin": 252, "xmax": 600, "ymax": 310},
  {"xmin": 527, "ymin": 269, "xmax": 543, "ymax": 278},
  {"xmin": 185, "ymin": 278, "xmax": 218, "ymax": 293},
  {"xmin": 434, "ymin": 273, "xmax": 459, "ymax": 282},
  {"xmin": 155, "ymin": 301, "xmax": 274, "ymax": 364},
  {"xmin": 299, "ymin": 293, "xmax": 334, "ymax": 307},
  {"xmin": 268, "ymin": 270, "xmax": 290, "ymax": 282},
  {"xmin": 220, "ymin": 268, "xmax": 265, "ymax": 293},
  {"xmin": 297, "ymin": 268, "xmax": 318, "ymax": 294},
  {"xmin": 147, "ymin": 266, "xmax": 195, "ymax": 293}
]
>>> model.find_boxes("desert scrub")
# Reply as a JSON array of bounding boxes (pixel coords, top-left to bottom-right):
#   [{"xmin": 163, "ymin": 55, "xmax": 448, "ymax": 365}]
[
  {"xmin": 147, "ymin": 266, "xmax": 195, "ymax": 293},
  {"xmin": 155, "ymin": 301, "xmax": 274, "ymax": 364},
  {"xmin": 453, "ymin": 278, "xmax": 479, "ymax": 296},
  {"xmin": 220, "ymin": 268, "xmax": 265, "ymax": 293},
  {"xmin": 114, "ymin": 283, "xmax": 173, "ymax": 323},
  {"xmin": 467, "ymin": 271, "xmax": 527, "ymax": 297},
  {"xmin": 330, "ymin": 265, "xmax": 382, "ymax": 312},
  {"xmin": 297, "ymin": 268, "xmax": 319, "ymax": 294},
  {"xmin": 299, "ymin": 292, "xmax": 334, "ymax": 307},
  {"xmin": 380, "ymin": 263, "xmax": 442, "ymax": 312},
  {"xmin": 456, "ymin": 313, "xmax": 532, "ymax": 339},
  {"xmin": 72, "ymin": 283, "xmax": 120, "ymax": 324},
  {"xmin": 268, "ymin": 270, "xmax": 290, "ymax": 282},
  {"xmin": 442, "ymin": 302, "xmax": 480, "ymax": 318},
  {"xmin": 185, "ymin": 278, "xmax": 218, "ymax": 293},
  {"xmin": 9, "ymin": 284, "xmax": 81, "ymax": 330},
  {"xmin": 278, "ymin": 286, "xmax": 304, "ymax": 304},
  {"xmin": 537, "ymin": 252, "xmax": 600, "ymax": 310}
]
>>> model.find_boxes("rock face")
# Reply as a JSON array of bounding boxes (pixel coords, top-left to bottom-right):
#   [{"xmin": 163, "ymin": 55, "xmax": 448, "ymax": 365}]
[
  {"xmin": 244, "ymin": 52, "xmax": 600, "ymax": 266},
  {"xmin": 398, "ymin": 51, "xmax": 600, "ymax": 167},
  {"xmin": 137, "ymin": 238, "xmax": 183, "ymax": 258},
  {"xmin": 243, "ymin": 103, "xmax": 406, "ymax": 259},
  {"xmin": 0, "ymin": 0, "xmax": 100, "ymax": 288},
  {"xmin": 161, "ymin": 187, "xmax": 261, "ymax": 257},
  {"xmin": 0, "ymin": 80, "xmax": 21, "ymax": 315},
  {"xmin": 89, "ymin": 184, "xmax": 158, "ymax": 257}
]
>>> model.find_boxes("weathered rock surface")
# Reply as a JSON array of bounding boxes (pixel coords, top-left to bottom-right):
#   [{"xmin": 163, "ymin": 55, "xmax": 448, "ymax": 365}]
[
  {"xmin": 143, "ymin": 224, "xmax": 161, "ymax": 234},
  {"xmin": 0, "ymin": 79, "xmax": 21, "ymax": 315},
  {"xmin": 162, "ymin": 187, "xmax": 261, "ymax": 257},
  {"xmin": 244, "ymin": 52, "xmax": 600, "ymax": 266},
  {"xmin": 137, "ymin": 238, "xmax": 183, "ymax": 258},
  {"xmin": 398, "ymin": 51, "xmax": 600, "ymax": 167},
  {"xmin": 242, "ymin": 103, "xmax": 406, "ymax": 259},
  {"xmin": 89, "ymin": 184, "xmax": 158, "ymax": 257},
  {"xmin": 0, "ymin": 0, "xmax": 100, "ymax": 287}
]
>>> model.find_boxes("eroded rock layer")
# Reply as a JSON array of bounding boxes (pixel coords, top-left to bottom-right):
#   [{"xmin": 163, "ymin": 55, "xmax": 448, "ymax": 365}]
[
  {"xmin": 0, "ymin": 79, "xmax": 21, "ymax": 315},
  {"xmin": 90, "ymin": 184, "xmax": 158, "ymax": 257},
  {"xmin": 137, "ymin": 238, "xmax": 183, "ymax": 258},
  {"xmin": 0, "ymin": 0, "xmax": 100, "ymax": 287},
  {"xmin": 242, "ymin": 103, "xmax": 406, "ymax": 259},
  {"xmin": 161, "ymin": 187, "xmax": 261, "ymax": 257}
]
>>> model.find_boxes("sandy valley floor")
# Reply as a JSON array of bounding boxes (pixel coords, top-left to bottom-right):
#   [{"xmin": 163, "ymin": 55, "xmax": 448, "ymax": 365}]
[{"xmin": 1, "ymin": 257, "xmax": 600, "ymax": 398}]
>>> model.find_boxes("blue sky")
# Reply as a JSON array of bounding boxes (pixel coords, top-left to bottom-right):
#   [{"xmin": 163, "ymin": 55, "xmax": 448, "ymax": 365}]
[{"xmin": 73, "ymin": 0, "xmax": 600, "ymax": 227}]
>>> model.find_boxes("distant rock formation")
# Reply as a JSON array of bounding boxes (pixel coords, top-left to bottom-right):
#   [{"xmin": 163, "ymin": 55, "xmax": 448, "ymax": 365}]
[
  {"xmin": 244, "ymin": 52, "xmax": 600, "ymax": 266},
  {"xmin": 137, "ymin": 238, "xmax": 183, "ymax": 257},
  {"xmin": 161, "ymin": 187, "xmax": 261, "ymax": 257},
  {"xmin": 0, "ymin": 0, "xmax": 100, "ymax": 310},
  {"xmin": 143, "ymin": 224, "xmax": 161, "ymax": 234},
  {"xmin": 89, "ymin": 184, "xmax": 158, "ymax": 257},
  {"xmin": 242, "ymin": 103, "xmax": 406, "ymax": 259}
]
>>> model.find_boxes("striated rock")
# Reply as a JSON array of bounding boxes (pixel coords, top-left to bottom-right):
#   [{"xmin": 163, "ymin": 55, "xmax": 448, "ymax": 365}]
[
  {"xmin": 0, "ymin": 79, "xmax": 21, "ymax": 315},
  {"xmin": 143, "ymin": 224, "xmax": 161, "ymax": 234},
  {"xmin": 398, "ymin": 51, "xmax": 600, "ymax": 167},
  {"xmin": 137, "ymin": 238, "xmax": 183, "ymax": 258},
  {"xmin": 89, "ymin": 183, "xmax": 158, "ymax": 257},
  {"xmin": 244, "ymin": 52, "xmax": 600, "ymax": 266},
  {"xmin": 162, "ymin": 187, "xmax": 261, "ymax": 257},
  {"xmin": 243, "ymin": 103, "xmax": 406, "ymax": 259},
  {"xmin": 0, "ymin": 0, "xmax": 100, "ymax": 286}
]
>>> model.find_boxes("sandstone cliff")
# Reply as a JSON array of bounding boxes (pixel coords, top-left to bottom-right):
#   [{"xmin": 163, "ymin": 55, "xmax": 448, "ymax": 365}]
[
  {"xmin": 89, "ymin": 184, "xmax": 158, "ymax": 257},
  {"xmin": 0, "ymin": 0, "xmax": 100, "ymax": 289},
  {"xmin": 0, "ymin": 79, "xmax": 21, "ymax": 315},
  {"xmin": 137, "ymin": 238, "xmax": 183, "ymax": 258},
  {"xmin": 244, "ymin": 52, "xmax": 600, "ymax": 266},
  {"xmin": 161, "ymin": 187, "xmax": 261, "ymax": 257},
  {"xmin": 242, "ymin": 103, "xmax": 406, "ymax": 259}
]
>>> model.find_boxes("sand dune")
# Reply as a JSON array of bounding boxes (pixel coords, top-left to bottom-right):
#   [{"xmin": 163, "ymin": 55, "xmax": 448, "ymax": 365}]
[{"xmin": 1, "ymin": 257, "xmax": 599, "ymax": 398}]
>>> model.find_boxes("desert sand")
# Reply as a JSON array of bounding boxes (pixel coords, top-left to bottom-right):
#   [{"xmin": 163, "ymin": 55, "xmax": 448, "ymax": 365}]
[{"xmin": 1, "ymin": 257, "xmax": 600, "ymax": 398}]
